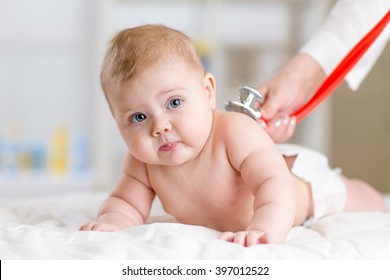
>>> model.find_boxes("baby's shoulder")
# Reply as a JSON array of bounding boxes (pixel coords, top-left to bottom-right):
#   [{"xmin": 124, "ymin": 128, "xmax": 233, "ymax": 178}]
[
  {"xmin": 214, "ymin": 110, "xmax": 257, "ymax": 127},
  {"xmin": 214, "ymin": 110, "xmax": 264, "ymax": 136}
]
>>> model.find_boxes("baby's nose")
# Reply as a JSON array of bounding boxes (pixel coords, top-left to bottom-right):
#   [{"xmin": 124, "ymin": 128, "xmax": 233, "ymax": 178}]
[{"xmin": 152, "ymin": 118, "xmax": 172, "ymax": 137}]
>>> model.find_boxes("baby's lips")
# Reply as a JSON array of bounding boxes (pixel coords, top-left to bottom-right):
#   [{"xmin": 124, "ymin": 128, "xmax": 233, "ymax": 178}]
[{"xmin": 159, "ymin": 141, "xmax": 179, "ymax": 152}]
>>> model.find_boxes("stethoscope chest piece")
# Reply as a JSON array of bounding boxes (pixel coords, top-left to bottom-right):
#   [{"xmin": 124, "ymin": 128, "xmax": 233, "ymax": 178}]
[{"xmin": 225, "ymin": 86, "xmax": 263, "ymax": 121}]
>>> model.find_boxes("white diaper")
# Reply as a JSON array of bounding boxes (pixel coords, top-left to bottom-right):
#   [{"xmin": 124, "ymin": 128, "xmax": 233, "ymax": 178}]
[{"xmin": 277, "ymin": 144, "xmax": 347, "ymax": 226}]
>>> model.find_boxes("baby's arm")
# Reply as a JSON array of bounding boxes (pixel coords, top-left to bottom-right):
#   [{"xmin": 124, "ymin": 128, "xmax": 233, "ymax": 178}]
[
  {"xmin": 80, "ymin": 153, "xmax": 155, "ymax": 231},
  {"xmin": 220, "ymin": 113, "xmax": 296, "ymax": 245}
]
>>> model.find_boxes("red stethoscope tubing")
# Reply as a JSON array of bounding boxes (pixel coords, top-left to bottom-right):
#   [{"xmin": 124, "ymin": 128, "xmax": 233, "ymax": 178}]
[{"xmin": 289, "ymin": 9, "xmax": 390, "ymax": 122}]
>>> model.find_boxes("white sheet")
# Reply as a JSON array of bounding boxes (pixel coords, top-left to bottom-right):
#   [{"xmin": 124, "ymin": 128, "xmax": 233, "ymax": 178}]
[{"xmin": 1, "ymin": 191, "xmax": 390, "ymax": 259}]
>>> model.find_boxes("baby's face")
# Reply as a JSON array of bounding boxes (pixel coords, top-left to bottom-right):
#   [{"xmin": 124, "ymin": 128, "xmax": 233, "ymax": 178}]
[{"xmin": 109, "ymin": 57, "xmax": 216, "ymax": 166}]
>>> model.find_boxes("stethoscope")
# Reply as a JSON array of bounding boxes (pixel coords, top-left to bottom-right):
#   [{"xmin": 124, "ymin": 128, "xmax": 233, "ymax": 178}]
[{"xmin": 226, "ymin": 10, "xmax": 390, "ymax": 123}]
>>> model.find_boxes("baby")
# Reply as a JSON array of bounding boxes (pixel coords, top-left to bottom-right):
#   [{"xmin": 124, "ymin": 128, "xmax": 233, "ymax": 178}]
[{"xmin": 80, "ymin": 24, "xmax": 385, "ymax": 246}]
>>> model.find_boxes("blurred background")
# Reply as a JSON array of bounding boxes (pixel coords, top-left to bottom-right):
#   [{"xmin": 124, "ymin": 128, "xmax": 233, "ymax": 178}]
[{"xmin": 0, "ymin": 0, "xmax": 389, "ymax": 195}]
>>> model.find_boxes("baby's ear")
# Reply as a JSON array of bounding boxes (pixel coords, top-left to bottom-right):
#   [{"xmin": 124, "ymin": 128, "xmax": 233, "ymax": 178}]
[{"xmin": 204, "ymin": 72, "xmax": 216, "ymax": 108}]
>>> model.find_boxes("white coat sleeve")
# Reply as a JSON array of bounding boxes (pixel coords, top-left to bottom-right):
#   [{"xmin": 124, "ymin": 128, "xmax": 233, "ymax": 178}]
[{"xmin": 300, "ymin": 0, "xmax": 390, "ymax": 91}]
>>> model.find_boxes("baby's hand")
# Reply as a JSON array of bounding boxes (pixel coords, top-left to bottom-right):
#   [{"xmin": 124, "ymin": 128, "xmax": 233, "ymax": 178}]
[
  {"xmin": 79, "ymin": 221, "xmax": 122, "ymax": 232},
  {"xmin": 219, "ymin": 230, "xmax": 272, "ymax": 246}
]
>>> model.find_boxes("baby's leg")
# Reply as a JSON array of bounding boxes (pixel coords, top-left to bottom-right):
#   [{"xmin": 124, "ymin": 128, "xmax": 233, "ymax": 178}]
[{"xmin": 341, "ymin": 176, "xmax": 386, "ymax": 212}]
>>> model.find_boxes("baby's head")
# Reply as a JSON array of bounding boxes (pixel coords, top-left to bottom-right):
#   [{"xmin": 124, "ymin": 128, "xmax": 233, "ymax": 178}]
[
  {"xmin": 101, "ymin": 24, "xmax": 206, "ymax": 108},
  {"xmin": 100, "ymin": 25, "xmax": 217, "ymax": 166}
]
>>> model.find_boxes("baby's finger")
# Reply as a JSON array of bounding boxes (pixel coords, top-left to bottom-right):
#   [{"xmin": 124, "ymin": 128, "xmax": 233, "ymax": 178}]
[
  {"xmin": 79, "ymin": 221, "xmax": 97, "ymax": 231},
  {"xmin": 219, "ymin": 231, "xmax": 235, "ymax": 242},
  {"xmin": 245, "ymin": 231, "xmax": 262, "ymax": 246},
  {"xmin": 233, "ymin": 231, "xmax": 248, "ymax": 246},
  {"xmin": 92, "ymin": 223, "xmax": 121, "ymax": 232},
  {"xmin": 91, "ymin": 223, "xmax": 107, "ymax": 231},
  {"xmin": 259, "ymin": 233, "xmax": 273, "ymax": 244}
]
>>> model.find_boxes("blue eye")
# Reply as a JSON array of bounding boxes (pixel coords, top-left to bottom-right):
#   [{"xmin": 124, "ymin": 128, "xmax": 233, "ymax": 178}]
[
  {"xmin": 130, "ymin": 113, "xmax": 147, "ymax": 123},
  {"xmin": 167, "ymin": 98, "xmax": 182, "ymax": 109}
]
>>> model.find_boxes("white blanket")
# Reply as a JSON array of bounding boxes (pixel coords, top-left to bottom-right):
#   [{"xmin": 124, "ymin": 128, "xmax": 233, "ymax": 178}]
[{"xmin": 1, "ymin": 191, "xmax": 390, "ymax": 259}]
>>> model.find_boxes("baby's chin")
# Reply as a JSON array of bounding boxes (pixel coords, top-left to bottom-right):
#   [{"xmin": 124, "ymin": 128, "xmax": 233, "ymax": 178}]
[
  {"xmin": 157, "ymin": 157, "xmax": 193, "ymax": 167},
  {"xmin": 138, "ymin": 156, "xmax": 191, "ymax": 167},
  {"xmin": 138, "ymin": 145, "xmax": 200, "ymax": 166},
  {"xmin": 157, "ymin": 155, "xmax": 198, "ymax": 167}
]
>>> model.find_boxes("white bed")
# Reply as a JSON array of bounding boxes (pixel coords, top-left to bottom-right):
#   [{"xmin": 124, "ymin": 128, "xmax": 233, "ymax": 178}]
[{"xmin": 1, "ymin": 190, "xmax": 390, "ymax": 259}]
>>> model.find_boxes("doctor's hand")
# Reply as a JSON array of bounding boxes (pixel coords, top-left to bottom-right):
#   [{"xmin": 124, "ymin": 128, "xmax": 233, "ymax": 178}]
[{"xmin": 257, "ymin": 53, "xmax": 326, "ymax": 143}]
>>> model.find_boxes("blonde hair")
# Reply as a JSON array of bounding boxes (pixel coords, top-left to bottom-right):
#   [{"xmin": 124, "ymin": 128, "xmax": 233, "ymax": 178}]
[{"xmin": 100, "ymin": 24, "xmax": 205, "ymax": 101}]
